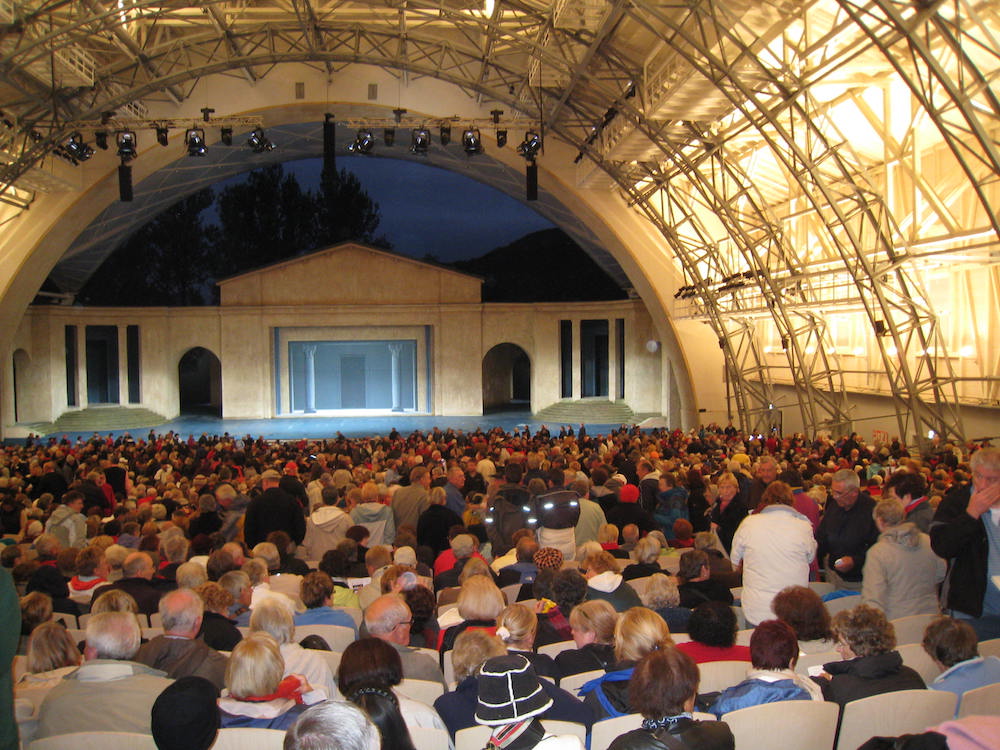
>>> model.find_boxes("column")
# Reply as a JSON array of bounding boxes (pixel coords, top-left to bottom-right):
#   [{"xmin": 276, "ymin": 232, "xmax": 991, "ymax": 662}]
[
  {"xmin": 303, "ymin": 344, "xmax": 317, "ymax": 413},
  {"xmin": 389, "ymin": 343, "xmax": 403, "ymax": 412},
  {"xmin": 117, "ymin": 325, "xmax": 128, "ymax": 405},
  {"xmin": 607, "ymin": 316, "xmax": 618, "ymax": 401},
  {"xmin": 571, "ymin": 319, "xmax": 581, "ymax": 400},
  {"xmin": 77, "ymin": 325, "xmax": 89, "ymax": 408}
]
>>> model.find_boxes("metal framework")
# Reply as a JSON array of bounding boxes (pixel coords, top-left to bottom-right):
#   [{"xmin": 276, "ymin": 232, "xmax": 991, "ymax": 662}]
[{"xmin": 1, "ymin": 0, "xmax": 997, "ymax": 441}]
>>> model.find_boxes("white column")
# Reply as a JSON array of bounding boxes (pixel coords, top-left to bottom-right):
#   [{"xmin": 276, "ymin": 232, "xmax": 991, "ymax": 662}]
[
  {"xmin": 608, "ymin": 317, "xmax": 618, "ymax": 401},
  {"xmin": 77, "ymin": 325, "xmax": 88, "ymax": 408},
  {"xmin": 303, "ymin": 344, "xmax": 317, "ymax": 413},
  {"xmin": 117, "ymin": 325, "xmax": 128, "ymax": 404},
  {"xmin": 389, "ymin": 343, "xmax": 403, "ymax": 412},
  {"xmin": 571, "ymin": 320, "xmax": 581, "ymax": 400}
]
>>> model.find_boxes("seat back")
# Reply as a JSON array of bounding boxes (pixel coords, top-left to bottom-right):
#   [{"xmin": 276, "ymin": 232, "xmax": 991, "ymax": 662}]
[
  {"xmin": 627, "ymin": 576, "xmax": 652, "ymax": 598},
  {"xmin": 410, "ymin": 726, "xmax": 450, "ymax": 750},
  {"xmin": 734, "ymin": 628, "xmax": 754, "ymax": 647},
  {"xmin": 398, "ymin": 678, "xmax": 445, "ymax": 705},
  {"xmin": 890, "ymin": 614, "xmax": 938, "ymax": 646},
  {"xmin": 794, "ymin": 650, "xmax": 839, "ymax": 677},
  {"xmin": 697, "ymin": 660, "xmax": 749, "ymax": 693},
  {"xmin": 295, "ymin": 624, "xmax": 354, "ymax": 652},
  {"xmin": 590, "ymin": 713, "xmax": 643, "ymax": 750},
  {"xmin": 957, "ymin": 681, "xmax": 1000, "ymax": 718},
  {"xmin": 537, "ymin": 640, "xmax": 575, "ymax": 659},
  {"xmin": 896, "ymin": 643, "xmax": 942, "ymax": 685},
  {"xmin": 809, "ymin": 582, "xmax": 835, "ymax": 598},
  {"xmin": 540, "ymin": 720, "xmax": 587, "ymax": 741},
  {"xmin": 977, "ymin": 638, "xmax": 1000, "ymax": 659},
  {"xmin": 501, "ymin": 583, "xmax": 521, "ymax": 604},
  {"xmin": 455, "ymin": 725, "xmax": 492, "ymax": 750},
  {"xmin": 211, "ymin": 727, "xmax": 287, "ymax": 750},
  {"xmin": 558, "ymin": 668, "xmax": 605, "ymax": 696},
  {"xmin": 29, "ymin": 732, "xmax": 158, "ymax": 750},
  {"xmin": 835, "ymin": 689, "xmax": 957, "ymax": 750},
  {"xmin": 722, "ymin": 699, "xmax": 839, "ymax": 750}
]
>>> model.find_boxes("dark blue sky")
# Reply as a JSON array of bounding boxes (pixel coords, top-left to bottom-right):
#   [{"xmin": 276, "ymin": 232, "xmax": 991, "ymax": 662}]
[{"xmin": 278, "ymin": 156, "xmax": 555, "ymax": 262}]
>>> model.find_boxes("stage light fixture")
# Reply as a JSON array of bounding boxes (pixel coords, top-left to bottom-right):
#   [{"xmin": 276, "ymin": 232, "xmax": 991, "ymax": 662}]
[
  {"xmin": 517, "ymin": 131, "xmax": 541, "ymax": 160},
  {"xmin": 118, "ymin": 161, "xmax": 133, "ymax": 202},
  {"xmin": 348, "ymin": 129, "xmax": 375, "ymax": 154},
  {"xmin": 247, "ymin": 127, "xmax": 275, "ymax": 153},
  {"xmin": 115, "ymin": 130, "xmax": 137, "ymax": 161},
  {"xmin": 496, "ymin": 129, "xmax": 508, "ymax": 148},
  {"xmin": 220, "ymin": 127, "xmax": 233, "ymax": 146},
  {"xmin": 64, "ymin": 132, "xmax": 94, "ymax": 162},
  {"xmin": 439, "ymin": 124, "xmax": 451, "ymax": 146},
  {"xmin": 156, "ymin": 126, "xmax": 168, "ymax": 147},
  {"xmin": 461, "ymin": 128, "xmax": 483, "ymax": 155},
  {"xmin": 383, "ymin": 128, "xmax": 395, "ymax": 146},
  {"xmin": 410, "ymin": 127, "xmax": 430, "ymax": 154},
  {"xmin": 185, "ymin": 128, "xmax": 207, "ymax": 157},
  {"xmin": 95, "ymin": 131, "xmax": 109, "ymax": 150}
]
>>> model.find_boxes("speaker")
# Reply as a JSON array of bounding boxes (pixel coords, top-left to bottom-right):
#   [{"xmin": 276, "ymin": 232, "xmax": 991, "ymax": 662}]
[
  {"xmin": 526, "ymin": 162, "xmax": 538, "ymax": 201},
  {"xmin": 874, "ymin": 320, "xmax": 887, "ymax": 336},
  {"xmin": 323, "ymin": 114, "xmax": 336, "ymax": 173},
  {"xmin": 118, "ymin": 163, "xmax": 133, "ymax": 202}
]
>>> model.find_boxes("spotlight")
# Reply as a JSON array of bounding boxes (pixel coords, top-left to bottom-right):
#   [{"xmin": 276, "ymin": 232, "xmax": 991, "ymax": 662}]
[
  {"xmin": 496, "ymin": 129, "xmax": 508, "ymax": 148},
  {"xmin": 410, "ymin": 127, "xmax": 430, "ymax": 154},
  {"xmin": 247, "ymin": 128, "xmax": 275, "ymax": 153},
  {"xmin": 439, "ymin": 124, "xmax": 451, "ymax": 146},
  {"xmin": 383, "ymin": 128, "xmax": 395, "ymax": 146},
  {"xmin": 517, "ymin": 131, "xmax": 541, "ymax": 160},
  {"xmin": 64, "ymin": 132, "xmax": 94, "ymax": 162},
  {"xmin": 95, "ymin": 131, "xmax": 109, "ymax": 150},
  {"xmin": 115, "ymin": 130, "xmax": 137, "ymax": 161},
  {"xmin": 220, "ymin": 127, "xmax": 233, "ymax": 146},
  {"xmin": 155, "ymin": 126, "xmax": 168, "ymax": 147},
  {"xmin": 461, "ymin": 128, "xmax": 483, "ymax": 155},
  {"xmin": 185, "ymin": 128, "xmax": 207, "ymax": 157},
  {"xmin": 348, "ymin": 129, "xmax": 375, "ymax": 154}
]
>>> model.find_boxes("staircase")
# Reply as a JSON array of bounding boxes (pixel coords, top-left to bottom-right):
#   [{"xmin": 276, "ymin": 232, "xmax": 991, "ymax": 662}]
[
  {"xmin": 533, "ymin": 399, "xmax": 637, "ymax": 425},
  {"xmin": 23, "ymin": 406, "xmax": 168, "ymax": 437}
]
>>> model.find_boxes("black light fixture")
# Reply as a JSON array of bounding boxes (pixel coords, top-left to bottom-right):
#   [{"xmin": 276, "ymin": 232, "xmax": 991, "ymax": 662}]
[
  {"xmin": 439, "ymin": 124, "xmax": 451, "ymax": 146},
  {"xmin": 348, "ymin": 128, "xmax": 375, "ymax": 154},
  {"xmin": 410, "ymin": 127, "xmax": 430, "ymax": 154},
  {"xmin": 461, "ymin": 128, "xmax": 483, "ymax": 155},
  {"xmin": 220, "ymin": 127, "xmax": 233, "ymax": 146},
  {"xmin": 115, "ymin": 130, "xmax": 137, "ymax": 161},
  {"xmin": 247, "ymin": 127, "xmax": 275, "ymax": 153},
  {"xmin": 496, "ymin": 129, "xmax": 508, "ymax": 148},
  {"xmin": 155, "ymin": 126, "xmax": 169, "ymax": 147},
  {"xmin": 95, "ymin": 131, "xmax": 109, "ymax": 150},
  {"xmin": 383, "ymin": 127, "xmax": 395, "ymax": 146},
  {"xmin": 64, "ymin": 132, "xmax": 94, "ymax": 162},
  {"xmin": 517, "ymin": 131, "xmax": 541, "ymax": 160},
  {"xmin": 185, "ymin": 128, "xmax": 207, "ymax": 157}
]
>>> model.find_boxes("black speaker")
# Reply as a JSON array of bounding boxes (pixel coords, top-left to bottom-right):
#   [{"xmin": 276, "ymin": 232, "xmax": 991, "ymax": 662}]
[
  {"xmin": 118, "ymin": 163, "xmax": 133, "ymax": 202},
  {"xmin": 526, "ymin": 162, "xmax": 538, "ymax": 201},
  {"xmin": 323, "ymin": 114, "xmax": 336, "ymax": 173},
  {"xmin": 874, "ymin": 320, "xmax": 887, "ymax": 336}
]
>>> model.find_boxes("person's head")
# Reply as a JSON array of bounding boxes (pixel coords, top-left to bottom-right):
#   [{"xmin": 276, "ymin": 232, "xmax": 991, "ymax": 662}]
[
  {"xmin": 450, "ymin": 534, "xmax": 476, "ymax": 560},
  {"xmin": 688, "ymin": 601, "xmax": 738, "ymax": 648},
  {"xmin": 457, "ymin": 556, "xmax": 491, "ymax": 586},
  {"xmin": 364, "ymin": 594, "xmax": 413, "ymax": 646},
  {"xmin": 284, "ymin": 700, "xmax": 379, "ymax": 750},
  {"xmin": 162, "ymin": 535, "xmax": 190, "ymax": 564},
  {"xmin": 91, "ymin": 588, "xmax": 139, "ymax": 615},
  {"xmin": 672, "ymin": 519, "xmax": 694, "ymax": 543},
  {"xmin": 582, "ymin": 550, "xmax": 617, "ymax": 578},
  {"xmin": 873, "ymin": 497, "xmax": 906, "ymax": 531},
  {"xmin": 20, "ymin": 591, "xmax": 53, "ymax": 632},
  {"xmin": 62, "ymin": 490, "xmax": 85, "ymax": 514},
  {"xmin": 643, "ymin": 573, "xmax": 681, "ymax": 610},
  {"xmin": 34, "ymin": 533, "xmax": 60, "ymax": 560},
  {"xmin": 756, "ymin": 457, "xmax": 779, "ymax": 484},
  {"xmin": 226, "ymin": 633, "xmax": 284, "ymax": 699},
  {"xmin": 218, "ymin": 570, "xmax": 252, "ymax": 608},
  {"xmin": 922, "ymin": 616, "xmax": 979, "ymax": 668},
  {"xmin": 693, "ymin": 531, "xmax": 723, "ymax": 553},
  {"xmin": 830, "ymin": 469, "xmax": 861, "ymax": 510},
  {"xmin": 319, "ymin": 548, "xmax": 350, "ymax": 579},
  {"xmin": 615, "ymin": 606, "xmax": 673, "ymax": 662},
  {"xmin": 677, "ymin": 549, "xmax": 710, "ymax": 582},
  {"xmin": 885, "ymin": 471, "xmax": 927, "ymax": 504},
  {"xmin": 453, "ymin": 629, "xmax": 507, "ymax": 683},
  {"xmin": 260, "ymin": 469, "xmax": 282, "ymax": 490},
  {"xmin": 159, "ymin": 588, "xmax": 204, "ymax": 637},
  {"xmin": 25, "ymin": 621, "xmax": 80, "ymax": 673},
  {"xmin": 299, "ymin": 571, "xmax": 334, "ymax": 609},
  {"xmin": 365, "ymin": 545, "xmax": 393, "ymax": 574},
  {"xmin": 772, "ymin": 586, "xmax": 832, "ymax": 642},
  {"xmin": 337, "ymin": 637, "xmax": 403, "ymax": 696},
  {"xmin": 622, "ymin": 524, "xmax": 639, "ymax": 544},
  {"xmin": 532, "ymin": 547, "xmax": 563, "ymax": 571},
  {"xmin": 496, "ymin": 603, "xmax": 537, "ymax": 649},
  {"xmin": 249, "ymin": 597, "xmax": 296, "ymax": 645},
  {"xmin": 550, "ymin": 568, "xmax": 588, "ymax": 612},
  {"xmin": 597, "ymin": 524, "xmax": 619, "ymax": 545},
  {"xmin": 193, "ymin": 581, "xmax": 233, "ymax": 616},
  {"xmin": 568, "ymin": 599, "xmax": 618, "ymax": 648},
  {"xmin": 970, "ymin": 447, "xmax": 1000, "ymax": 494},
  {"xmin": 832, "ymin": 604, "xmax": 895, "ymax": 660},
  {"xmin": 628, "ymin": 647, "xmax": 700, "ymax": 719},
  {"xmin": 475, "ymin": 654, "xmax": 553, "ymax": 727},
  {"xmin": 176, "ymin": 561, "xmax": 208, "ymax": 590},
  {"xmin": 514, "ymin": 536, "xmax": 539, "ymax": 564},
  {"xmin": 759, "ymin": 481, "xmax": 793, "ymax": 508},
  {"xmin": 749, "ymin": 619, "xmax": 799, "ymax": 670},
  {"xmin": 123, "ymin": 551, "xmax": 155, "ymax": 579},
  {"xmin": 85, "ymin": 611, "xmax": 142, "ymax": 661},
  {"xmin": 346, "ymin": 686, "xmax": 415, "ymax": 750},
  {"xmin": 251, "ymin": 542, "xmax": 281, "ymax": 571},
  {"xmin": 457, "ymin": 576, "xmax": 506, "ymax": 621},
  {"xmin": 242, "ymin": 558, "xmax": 269, "ymax": 587},
  {"xmin": 716, "ymin": 472, "xmax": 739, "ymax": 502},
  {"xmin": 75, "ymin": 546, "xmax": 107, "ymax": 578},
  {"xmin": 152, "ymin": 676, "xmax": 220, "ymax": 750}
]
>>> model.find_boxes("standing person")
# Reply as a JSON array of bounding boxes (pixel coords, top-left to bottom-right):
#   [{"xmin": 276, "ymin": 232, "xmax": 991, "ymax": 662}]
[
  {"xmin": 930, "ymin": 447, "xmax": 1000, "ymax": 640},
  {"xmin": 730, "ymin": 481, "xmax": 816, "ymax": 626},
  {"xmin": 709, "ymin": 472, "xmax": 747, "ymax": 554},
  {"xmin": 43, "ymin": 491, "xmax": 86, "ymax": 550},
  {"xmin": 244, "ymin": 470, "xmax": 305, "ymax": 548},
  {"xmin": 444, "ymin": 466, "xmax": 467, "ymax": 517},
  {"xmin": 393, "ymin": 466, "xmax": 431, "ymax": 532},
  {"xmin": 815, "ymin": 469, "xmax": 879, "ymax": 591},
  {"xmin": 0, "ymin": 567, "xmax": 19, "ymax": 750}
]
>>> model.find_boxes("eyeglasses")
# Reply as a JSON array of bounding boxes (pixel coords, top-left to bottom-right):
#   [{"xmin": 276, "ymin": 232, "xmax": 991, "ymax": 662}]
[{"xmin": 396, "ymin": 620, "xmax": 413, "ymax": 628}]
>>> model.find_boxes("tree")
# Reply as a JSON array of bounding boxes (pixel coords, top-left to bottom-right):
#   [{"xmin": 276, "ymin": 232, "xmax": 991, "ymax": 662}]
[{"xmin": 316, "ymin": 165, "xmax": 390, "ymax": 249}]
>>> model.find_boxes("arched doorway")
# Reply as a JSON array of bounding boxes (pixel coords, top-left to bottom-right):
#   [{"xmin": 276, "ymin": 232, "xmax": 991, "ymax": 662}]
[
  {"xmin": 178, "ymin": 347, "xmax": 222, "ymax": 416},
  {"xmin": 482, "ymin": 344, "xmax": 531, "ymax": 414}
]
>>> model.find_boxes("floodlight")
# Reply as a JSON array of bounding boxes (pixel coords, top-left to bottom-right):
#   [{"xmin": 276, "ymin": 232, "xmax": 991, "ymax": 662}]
[
  {"xmin": 115, "ymin": 130, "xmax": 137, "ymax": 161},
  {"xmin": 461, "ymin": 128, "xmax": 483, "ymax": 155},
  {"xmin": 517, "ymin": 131, "xmax": 541, "ymax": 160},
  {"xmin": 220, "ymin": 127, "xmax": 233, "ymax": 146},
  {"xmin": 247, "ymin": 128, "xmax": 275, "ymax": 153},
  {"xmin": 185, "ymin": 128, "xmax": 207, "ymax": 157},
  {"xmin": 64, "ymin": 132, "xmax": 94, "ymax": 162},
  {"xmin": 496, "ymin": 129, "xmax": 508, "ymax": 148},
  {"xmin": 410, "ymin": 127, "xmax": 430, "ymax": 154},
  {"xmin": 348, "ymin": 129, "xmax": 375, "ymax": 154},
  {"xmin": 156, "ymin": 126, "xmax": 169, "ymax": 147},
  {"xmin": 439, "ymin": 124, "xmax": 451, "ymax": 146}
]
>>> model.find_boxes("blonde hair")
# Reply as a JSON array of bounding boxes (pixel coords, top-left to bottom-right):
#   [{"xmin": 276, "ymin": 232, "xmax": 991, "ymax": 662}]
[
  {"xmin": 242, "ymin": 558, "xmax": 268, "ymax": 586},
  {"xmin": 496, "ymin": 603, "xmax": 537, "ymax": 647},
  {"xmin": 716, "ymin": 471, "xmax": 738, "ymax": 489},
  {"xmin": 634, "ymin": 537, "xmax": 661, "ymax": 564},
  {"xmin": 249, "ymin": 596, "xmax": 296, "ymax": 644},
  {"xmin": 457, "ymin": 576, "xmax": 505, "ymax": 621},
  {"xmin": 583, "ymin": 550, "xmax": 617, "ymax": 575},
  {"xmin": 227, "ymin": 633, "xmax": 285, "ymax": 699},
  {"xmin": 194, "ymin": 582, "xmax": 233, "ymax": 614},
  {"xmin": 597, "ymin": 524, "xmax": 620, "ymax": 545},
  {"xmin": 429, "ymin": 486, "xmax": 447, "ymax": 506},
  {"xmin": 91, "ymin": 589, "xmax": 139, "ymax": 615},
  {"xmin": 614, "ymin": 606, "xmax": 673, "ymax": 662},
  {"xmin": 569, "ymin": 600, "xmax": 618, "ymax": 645},
  {"xmin": 452, "ymin": 630, "xmax": 506, "ymax": 683},
  {"xmin": 19, "ymin": 592, "xmax": 52, "ymax": 632},
  {"xmin": 26, "ymin": 621, "xmax": 81, "ymax": 673}
]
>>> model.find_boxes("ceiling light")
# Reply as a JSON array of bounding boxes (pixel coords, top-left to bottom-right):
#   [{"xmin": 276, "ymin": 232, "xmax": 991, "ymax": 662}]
[
  {"xmin": 64, "ymin": 132, "xmax": 94, "ymax": 162},
  {"xmin": 156, "ymin": 126, "xmax": 168, "ymax": 147},
  {"xmin": 247, "ymin": 128, "xmax": 275, "ymax": 153},
  {"xmin": 517, "ymin": 131, "xmax": 541, "ymax": 160},
  {"xmin": 348, "ymin": 129, "xmax": 375, "ymax": 154},
  {"xmin": 115, "ymin": 130, "xmax": 137, "ymax": 161},
  {"xmin": 410, "ymin": 127, "xmax": 430, "ymax": 154},
  {"xmin": 185, "ymin": 128, "xmax": 207, "ymax": 157},
  {"xmin": 461, "ymin": 128, "xmax": 483, "ymax": 155}
]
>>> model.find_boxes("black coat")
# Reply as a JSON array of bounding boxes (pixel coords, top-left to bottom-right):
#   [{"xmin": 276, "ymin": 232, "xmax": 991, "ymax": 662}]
[
  {"xmin": 930, "ymin": 485, "xmax": 987, "ymax": 617},
  {"xmin": 817, "ymin": 650, "xmax": 925, "ymax": 707},
  {"xmin": 243, "ymin": 487, "xmax": 306, "ymax": 547},
  {"xmin": 609, "ymin": 718, "xmax": 735, "ymax": 750}
]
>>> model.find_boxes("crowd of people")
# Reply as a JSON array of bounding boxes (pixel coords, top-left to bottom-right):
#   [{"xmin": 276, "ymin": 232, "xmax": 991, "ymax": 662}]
[{"xmin": 1, "ymin": 422, "xmax": 999, "ymax": 750}]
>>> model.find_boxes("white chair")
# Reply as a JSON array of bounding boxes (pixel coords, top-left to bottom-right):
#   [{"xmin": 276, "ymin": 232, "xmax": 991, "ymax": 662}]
[
  {"xmin": 691, "ymin": 712, "xmax": 718, "ymax": 722},
  {"xmin": 501, "ymin": 583, "xmax": 521, "ymax": 603},
  {"xmin": 336, "ymin": 606, "xmax": 363, "ymax": 628},
  {"xmin": 734, "ymin": 628, "xmax": 754, "ymax": 647},
  {"xmin": 697, "ymin": 660, "xmax": 749, "ymax": 693},
  {"xmin": 976, "ymin": 637, "xmax": 1000, "ymax": 660},
  {"xmin": 540, "ymin": 720, "xmax": 587, "ymax": 741},
  {"xmin": 890, "ymin": 614, "xmax": 938, "ymax": 646},
  {"xmin": 722, "ymin": 699, "xmax": 839, "ymax": 750},
  {"xmin": 29, "ymin": 732, "xmax": 158, "ymax": 750},
  {"xmin": 590, "ymin": 713, "xmax": 643, "ymax": 750},
  {"xmin": 148, "ymin": 612, "xmax": 163, "ymax": 628},
  {"xmin": 558, "ymin": 668, "xmax": 604, "ymax": 696},
  {"xmin": 794, "ymin": 650, "xmax": 840, "ymax": 677},
  {"xmin": 52, "ymin": 614, "xmax": 78, "ymax": 629},
  {"xmin": 627, "ymin": 576, "xmax": 652, "ymax": 598},
  {"xmin": 65, "ymin": 628, "xmax": 87, "ymax": 644},
  {"xmin": 296, "ymin": 624, "xmax": 354, "ymax": 652},
  {"xmin": 958, "ymin": 681, "xmax": 1000, "ymax": 718},
  {"xmin": 410, "ymin": 726, "xmax": 450, "ymax": 750},
  {"xmin": 897, "ymin": 642, "xmax": 942, "ymax": 685},
  {"xmin": 412, "ymin": 646, "xmax": 440, "ymax": 663},
  {"xmin": 76, "ymin": 613, "xmax": 91, "ymax": 628},
  {"xmin": 657, "ymin": 556, "xmax": 681, "ymax": 574},
  {"xmin": 311, "ymin": 649, "xmax": 342, "ymax": 687},
  {"xmin": 809, "ymin": 582, "xmax": 835, "ymax": 598},
  {"xmin": 141, "ymin": 627, "xmax": 164, "ymax": 640},
  {"xmin": 12, "ymin": 654, "xmax": 27, "ymax": 682},
  {"xmin": 729, "ymin": 587, "xmax": 742, "ymax": 602},
  {"xmin": 731, "ymin": 606, "xmax": 746, "ymax": 630},
  {"xmin": 212, "ymin": 727, "xmax": 287, "ymax": 750},
  {"xmin": 455, "ymin": 725, "xmax": 492, "ymax": 750},
  {"xmin": 824, "ymin": 595, "xmax": 861, "ymax": 617},
  {"xmin": 398, "ymin": 678, "xmax": 445, "ymax": 705},
  {"xmin": 443, "ymin": 649, "xmax": 455, "ymax": 687},
  {"xmin": 835, "ymin": 689, "xmax": 957, "ymax": 750},
  {"xmin": 537, "ymin": 640, "xmax": 575, "ymax": 659}
]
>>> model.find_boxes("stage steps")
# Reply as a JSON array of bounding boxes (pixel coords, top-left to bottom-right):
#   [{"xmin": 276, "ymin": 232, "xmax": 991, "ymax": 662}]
[
  {"xmin": 22, "ymin": 406, "xmax": 167, "ymax": 437},
  {"xmin": 533, "ymin": 399, "xmax": 637, "ymax": 425}
]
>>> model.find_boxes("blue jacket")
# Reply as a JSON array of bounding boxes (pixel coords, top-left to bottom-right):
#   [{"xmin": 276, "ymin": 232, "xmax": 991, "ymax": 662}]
[
  {"xmin": 709, "ymin": 677, "xmax": 813, "ymax": 717},
  {"xmin": 931, "ymin": 656, "xmax": 1000, "ymax": 715}
]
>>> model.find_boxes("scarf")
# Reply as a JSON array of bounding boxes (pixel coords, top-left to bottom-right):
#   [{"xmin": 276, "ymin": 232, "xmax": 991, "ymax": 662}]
[{"xmin": 240, "ymin": 675, "xmax": 306, "ymax": 704}]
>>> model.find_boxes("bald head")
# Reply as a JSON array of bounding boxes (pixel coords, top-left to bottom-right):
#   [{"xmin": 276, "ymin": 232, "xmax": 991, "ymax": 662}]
[
  {"xmin": 364, "ymin": 594, "xmax": 412, "ymax": 646},
  {"xmin": 123, "ymin": 552, "xmax": 154, "ymax": 579}
]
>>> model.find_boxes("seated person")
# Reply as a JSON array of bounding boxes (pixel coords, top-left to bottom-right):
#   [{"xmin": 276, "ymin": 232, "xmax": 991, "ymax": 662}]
[
  {"xmin": 676, "ymin": 601, "xmax": 751, "ymax": 664},
  {"xmin": 495, "ymin": 536, "xmax": 539, "ymax": 588},
  {"xmin": 582, "ymin": 551, "xmax": 642, "ymax": 612},
  {"xmin": 294, "ymin": 571, "xmax": 358, "ymax": 635},
  {"xmin": 622, "ymin": 537, "xmax": 663, "ymax": 581},
  {"xmin": 598, "ymin": 524, "xmax": 630, "ymax": 560},
  {"xmin": 495, "ymin": 603, "xmax": 556, "ymax": 679},
  {"xmin": 772, "ymin": 585, "xmax": 835, "ymax": 654},
  {"xmin": 14, "ymin": 622, "xmax": 82, "ymax": 720},
  {"xmin": 641, "ymin": 573, "xmax": 691, "ymax": 634},
  {"xmin": 668, "ymin": 519, "xmax": 696, "ymax": 549},
  {"xmin": 923, "ymin": 616, "xmax": 1000, "ymax": 715},
  {"xmin": 438, "ymin": 575, "xmax": 505, "ymax": 653},
  {"xmin": 554, "ymin": 599, "xmax": 617, "ymax": 681},
  {"xmin": 709, "ymin": 619, "xmax": 823, "ymax": 716},
  {"xmin": 250, "ymin": 597, "xmax": 335, "ymax": 697},
  {"xmin": 194, "ymin": 581, "xmax": 243, "ymax": 653},
  {"xmin": 676, "ymin": 550, "xmax": 734, "ymax": 609}
]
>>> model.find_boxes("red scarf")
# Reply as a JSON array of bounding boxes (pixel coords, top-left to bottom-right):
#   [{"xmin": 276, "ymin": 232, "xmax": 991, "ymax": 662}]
[{"xmin": 240, "ymin": 675, "xmax": 306, "ymax": 704}]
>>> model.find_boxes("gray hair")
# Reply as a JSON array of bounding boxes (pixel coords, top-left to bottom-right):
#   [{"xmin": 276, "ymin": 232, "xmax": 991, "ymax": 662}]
[
  {"xmin": 162, "ymin": 534, "xmax": 190, "ymax": 563},
  {"xmin": 363, "ymin": 594, "xmax": 410, "ymax": 637},
  {"xmin": 283, "ymin": 700, "xmax": 379, "ymax": 750},
  {"xmin": 873, "ymin": 498, "xmax": 905, "ymax": 527},
  {"xmin": 450, "ymin": 534, "xmax": 475, "ymax": 559},
  {"xmin": 252, "ymin": 542, "xmax": 281, "ymax": 570},
  {"xmin": 86, "ymin": 611, "xmax": 141, "ymax": 660},
  {"xmin": 635, "ymin": 536, "xmax": 661, "ymax": 565},
  {"xmin": 249, "ymin": 596, "xmax": 295, "ymax": 644},
  {"xmin": 219, "ymin": 570, "xmax": 251, "ymax": 601},
  {"xmin": 159, "ymin": 588, "xmax": 204, "ymax": 634},
  {"xmin": 176, "ymin": 561, "xmax": 208, "ymax": 590},
  {"xmin": 831, "ymin": 469, "xmax": 861, "ymax": 491}
]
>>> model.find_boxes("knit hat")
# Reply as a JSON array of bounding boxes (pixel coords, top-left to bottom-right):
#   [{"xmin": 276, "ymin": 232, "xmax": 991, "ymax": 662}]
[
  {"xmin": 532, "ymin": 547, "xmax": 563, "ymax": 570},
  {"xmin": 151, "ymin": 676, "xmax": 220, "ymax": 750},
  {"xmin": 475, "ymin": 654, "xmax": 552, "ymax": 726},
  {"xmin": 619, "ymin": 484, "xmax": 640, "ymax": 503}
]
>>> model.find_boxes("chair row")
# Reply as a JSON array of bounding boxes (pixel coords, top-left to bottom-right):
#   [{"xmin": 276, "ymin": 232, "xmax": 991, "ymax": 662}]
[{"xmin": 63, "ymin": 606, "xmax": 364, "ymax": 632}]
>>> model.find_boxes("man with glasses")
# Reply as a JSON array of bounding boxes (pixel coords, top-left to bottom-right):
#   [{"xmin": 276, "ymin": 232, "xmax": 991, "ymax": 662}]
[
  {"xmin": 364, "ymin": 593, "xmax": 446, "ymax": 687},
  {"xmin": 815, "ymin": 469, "xmax": 879, "ymax": 590}
]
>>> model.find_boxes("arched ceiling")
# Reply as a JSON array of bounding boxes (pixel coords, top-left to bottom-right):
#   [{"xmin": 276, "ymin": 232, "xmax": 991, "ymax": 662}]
[{"xmin": 1, "ymin": 0, "xmax": 998, "ymax": 442}]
